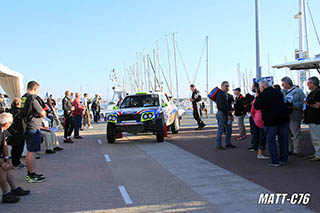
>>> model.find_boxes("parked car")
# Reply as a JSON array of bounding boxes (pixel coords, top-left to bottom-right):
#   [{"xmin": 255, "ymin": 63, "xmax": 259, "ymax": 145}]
[{"xmin": 106, "ymin": 92, "xmax": 180, "ymax": 143}]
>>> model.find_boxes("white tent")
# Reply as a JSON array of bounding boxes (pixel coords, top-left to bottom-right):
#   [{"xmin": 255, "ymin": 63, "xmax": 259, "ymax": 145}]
[
  {"xmin": 0, "ymin": 64, "xmax": 24, "ymax": 100},
  {"xmin": 272, "ymin": 56, "xmax": 320, "ymax": 74}
]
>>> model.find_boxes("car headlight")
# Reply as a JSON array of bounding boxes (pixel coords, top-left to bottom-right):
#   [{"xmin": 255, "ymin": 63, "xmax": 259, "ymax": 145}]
[
  {"xmin": 112, "ymin": 116, "xmax": 116, "ymax": 121},
  {"xmin": 107, "ymin": 114, "xmax": 117, "ymax": 123},
  {"xmin": 108, "ymin": 115, "xmax": 112, "ymax": 120},
  {"xmin": 141, "ymin": 112, "xmax": 154, "ymax": 121}
]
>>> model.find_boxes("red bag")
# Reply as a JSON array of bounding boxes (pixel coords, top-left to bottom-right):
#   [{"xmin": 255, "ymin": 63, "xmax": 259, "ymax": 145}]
[{"xmin": 208, "ymin": 87, "xmax": 221, "ymax": 102}]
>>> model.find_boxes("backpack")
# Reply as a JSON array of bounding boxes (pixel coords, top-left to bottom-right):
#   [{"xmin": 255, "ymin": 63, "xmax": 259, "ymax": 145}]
[
  {"xmin": 208, "ymin": 87, "xmax": 221, "ymax": 102},
  {"xmin": 20, "ymin": 94, "xmax": 44, "ymax": 135}
]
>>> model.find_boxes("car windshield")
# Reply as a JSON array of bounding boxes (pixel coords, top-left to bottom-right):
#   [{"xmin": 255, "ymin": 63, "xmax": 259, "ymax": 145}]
[{"xmin": 120, "ymin": 94, "xmax": 159, "ymax": 108}]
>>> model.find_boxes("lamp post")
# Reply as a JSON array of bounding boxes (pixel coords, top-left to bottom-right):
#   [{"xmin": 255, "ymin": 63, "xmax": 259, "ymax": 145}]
[{"xmin": 255, "ymin": 0, "xmax": 262, "ymax": 79}]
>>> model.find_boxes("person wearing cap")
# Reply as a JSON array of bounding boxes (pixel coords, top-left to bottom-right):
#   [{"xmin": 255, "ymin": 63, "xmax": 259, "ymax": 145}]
[
  {"xmin": 233, "ymin": 87, "xmax": 247, "ymax": 140},
  {"xmin": 0, "ymin": 94, "xmax": 6, "ymax": 113},
  {"xmin": 189, "ymin": 84, "xmax": 206, "ymax": 130}
]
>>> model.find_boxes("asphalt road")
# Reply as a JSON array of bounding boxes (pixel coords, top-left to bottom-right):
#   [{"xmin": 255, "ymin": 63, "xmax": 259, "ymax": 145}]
[{"xmin": 1, "ymin": 115, "xmax": 318, "ymax": 213}]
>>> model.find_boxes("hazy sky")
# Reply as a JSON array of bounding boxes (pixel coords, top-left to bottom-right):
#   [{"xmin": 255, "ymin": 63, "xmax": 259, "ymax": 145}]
[{"xmin": 0, "ymin": 0, "xmax": 320, "ymax": 100}]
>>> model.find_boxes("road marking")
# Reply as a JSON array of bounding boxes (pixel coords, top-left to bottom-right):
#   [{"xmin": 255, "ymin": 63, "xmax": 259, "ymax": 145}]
[
  {"xmin": 119, "ymin": 186, "xmax": 133, "ymax": 205},
  {"xmin": 104, "ymin": 154, "xmax": 111, "ymax": 162},
  {"xmin": 97, "ymin": 139, "xmax": 102, "ymax": 144}
]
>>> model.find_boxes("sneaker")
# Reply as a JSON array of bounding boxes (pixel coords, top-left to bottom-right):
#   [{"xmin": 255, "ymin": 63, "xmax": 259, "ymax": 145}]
[
  {"xmin": 293, "ymin": 152, "xmax": 304, "ymax": 157},
  {"xmin": 310, "ymin": 156, "xmax": 320, "ymax": 161},
  {"xmin": 226, "ymin": 144, "xmax": 236, "ymax": 148},
  {"xmin": 74, "ymin": 136, "xmax": 83, "ymax": 139},
  {"xmin": 2, "ymin": 193, "xmax": 20, "ymax": 203},
  {"xmin": 267, "ymin": 162, "xmax": 280, "ymax": 167},
  {"xmin": 64, "ymin": 138, "xmax": 74, "ymax": 143},
  {"xmin": 11, "ymin": 187, "xmax": 30, "ymax": 196},
  {"xmin": 88, "ymin": 125, "xmax": 93, "ymax": 129},
  {"xmin": 280, "ymin": 161, "xmax": 287, "ymax": 165},
  {"xmin": 248, "ymin": 147, "xmax": 257, "ymax": 152},
  {"xmin": 80, "ymin": 128, "xmax": 84, "ymax": 131},
  {"xmin": 26, "ymin": 174, "xmax": 46, "ymax": 183},
  {"xmin": 216, "ymin": 146, "xmax": 225, "ymax": 150},
  {"xmin": 200, "ymin": 123, "xmax": 206, "ymax": 128},
  {"xmin": 36, "ymin": 153, "xmax": 40, "ymax": 159},
  {"xmin": 54, "ymin": 147, "xmax": 64, "ymax": 151},
  {"xmin": 45, "ymin": 150, "xmax": 56, "ymax": 154},
  {"xmin": 308, "ymin": 154, "xmax": 316, "ymax": 159},
  {"xmin": 257, "ymin": 154, "xmax": 270, "ymax": 160},
  {"xmin": 13, "ymin": 163, "xmax": 26, "ymax": 170}
]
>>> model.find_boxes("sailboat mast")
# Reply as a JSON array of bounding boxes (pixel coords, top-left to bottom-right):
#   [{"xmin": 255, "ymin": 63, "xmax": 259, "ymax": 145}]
[
  {"xmin": 255, "ymin": 0, "xmax": 262, "ymax": 79},
  {"xmin": 166, "ymin": 35, "xmax": 173, "ymax": 96},
  {"xmin": 156, "ymin": 40, "xmax": 161, "ymax": 91},
  {"xmin": 173, "ymin": 33, "xmax": 179, "ymax": 107},
  {"xmin": 153, "ymin": 49, "xmax": 157, "ymax": 91}
]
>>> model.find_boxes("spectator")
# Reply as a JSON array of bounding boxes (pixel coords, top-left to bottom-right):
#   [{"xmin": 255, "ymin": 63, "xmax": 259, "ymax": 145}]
[
  {"xmin": 200, "ymin": 101, "xmax": 208, "ymax": 118},
  {"xmin": 7, "ymin": 98, "xmax": 26, "ymax": 169},
  {"xmin": 215, "ymin": 81, "xmax": 236, "ymax": 150},
  {"xmin": 72, "ymin": 92, "xmax": 84, "ymax": 139},
  {"xmin": 233, "ymin": 87, "xmax": 247, "ymax": 140},
  {"xmin": 70, "ymin": 92, "xmax": 74, "ymax": 102},
  {"xmin": 116, "ymin": 97, "xmax": 123, "ymax": 107},
  {"xmin": 0, "ymin": 94, "xmax": 5, "ymax": 113},
  {"xmin": 82, "ymin": 93, "xmax": 93, "ymax": 129},
  {"xmin": 273, "ymin": 84, "xmax": 281, "ymax": 91},
  {"xmin": 0, "ymin": 112, "xmax": 30, "ymax": 203},
  {"xmin": 250, "ymin": 85, "xmax": 269, "ymax": 159},
  {"xmin": 92, "ymin": 94, "xmax": 101, "ymax": 123},
  {"xmin": 62, "ymin": 90, "xmax": 75, "ymax": 143},
  {"xmin": 254, "ymin": 80, "xmax": 290, "ymax": 167},
  {"xmin": 304, "ymin": 76, "xmax": 320, "ymax": 161},
  {"xmin": 281, "ymin": 77, "xmax": 305, "ymax": 156},
  {"xmin": 189, "ymin": 84, "xmax": 206, "ymax": 130},
  {"xmin": 47, "ymin": 94, "xmax": 56, "ymax": 108},
  {"xmin": 21, "ymin": 81, "xmax": 47, "ymax": 182},
  {"xmin": 40, "ymin": 118, "xmax": 64, "ymax": 154}
]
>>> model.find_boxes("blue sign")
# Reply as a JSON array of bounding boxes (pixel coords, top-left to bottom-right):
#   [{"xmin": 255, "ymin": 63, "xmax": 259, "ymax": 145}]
[{"xmin": 253, "ymin": 76, "xmax": 274, "ymax": 86}]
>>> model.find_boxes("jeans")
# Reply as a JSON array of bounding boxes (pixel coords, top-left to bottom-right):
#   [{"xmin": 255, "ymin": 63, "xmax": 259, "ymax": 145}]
[
  {"xmin": 288, "ymin": 120, "xmax": 302, "ymax": 153},
  {"xmin": 264, "ymin": 122, "xmax": 289, "ymax": 164},
  {"xmin": 237, "ymin": 115, "xmax": 246, "ymax": 137},
  {"xmin": 73, "ymin": 115, "xmax": 82, "ymax": 137},
  {"xmin": 216, "ymin": 111, "xmax": 232, "ymax": 147},
  {"xmin": 309, "ymin": 124, "xmax": 320, "ymax": 158}
]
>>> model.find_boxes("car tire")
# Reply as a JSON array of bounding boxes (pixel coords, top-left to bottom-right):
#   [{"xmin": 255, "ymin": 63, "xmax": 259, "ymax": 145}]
[
  {"xmin": 107, "ymin": 123, "xmax": 116, "ymax": 143},
  {"xmin": 171, "ymin": 116, "xmax": 179, "ymax": 134},
  {"xmin": 156, "ymin": 118, "xmax": 164, "ymax": 142}
]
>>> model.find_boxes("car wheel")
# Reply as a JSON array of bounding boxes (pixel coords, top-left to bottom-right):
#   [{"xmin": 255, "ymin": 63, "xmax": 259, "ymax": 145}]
[
  {"xmin": 156, "ymin": 118, "xmax": 164, "ymax": 142},
  {"xmin": 107, "ymin": 123, "xmax": 116, "ymax": 143},
  {"xmin": 171, "ymin": 116, "xmax": 179, "ymax": 134}
]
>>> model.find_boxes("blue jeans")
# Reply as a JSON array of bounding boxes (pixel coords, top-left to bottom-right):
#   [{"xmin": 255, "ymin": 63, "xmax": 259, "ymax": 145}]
[
  {"xmin": 264, "ymin": 122, "xmax": 289, "ymax": 164},
  {"xmin": 216, "ymin": 111, "xmax": 232, "ymax": 147},
  {"xmin": 73, "ymin": 115, "xmax": 82, "ymax": 137}
]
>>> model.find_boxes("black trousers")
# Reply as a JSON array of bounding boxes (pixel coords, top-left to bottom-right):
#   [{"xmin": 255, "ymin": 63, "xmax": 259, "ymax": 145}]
[
  {"xmin": 64, "ymin": 115, "xmax": 75, "ymax": 138},
  {"xmin": 249, "ymin": 117, "xmax": 266, "ymax": 150},
  {"xmin": 193, "ymin": 104, "xmax": 204, "ymax": 127},
  {"xmin": 93, "ymin": 110, "xmax": 99, "ymax": 123},
  {"xmin": 11, "ymin": 137, "xmax": 25, "ymax": 166}
]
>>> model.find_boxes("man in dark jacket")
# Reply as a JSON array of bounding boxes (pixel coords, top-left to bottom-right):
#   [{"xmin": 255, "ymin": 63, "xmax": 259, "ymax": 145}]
[
  {"xmin": 233, "ymin": 87, "xmax": 247, "ymax": 140},
  {"xmin": 7, "ymin": 98, "xmax": 25, "ymax": 169},
  {"xmin": 62, "ymin": 90, "xmax": 74, "ymax": 143},
  {"xmin": 215, "ymin": 81, "xmax": 236, "ymax": 150},
  {"xmin": 254, "ymin": 80, "xmax": 290, "ymax": 167},
  {"xmin": 190, "ymin": 84, "xmax": 205, "ymax": 130}
]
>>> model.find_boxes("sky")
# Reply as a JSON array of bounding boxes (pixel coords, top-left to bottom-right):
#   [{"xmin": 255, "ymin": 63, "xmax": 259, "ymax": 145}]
[{"xmin": 0, "ymin": 0, "xmax": 320, "ymax": 100}]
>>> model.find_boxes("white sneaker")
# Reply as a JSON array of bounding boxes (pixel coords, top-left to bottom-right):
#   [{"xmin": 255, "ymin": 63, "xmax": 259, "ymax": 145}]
[
  {"xmin": 257, "ymin": 154, "xmax": 270, "ymax": 160},
  {"xmin": 88, "ymin": 125, "xmax": 93, "ymax": 129}
]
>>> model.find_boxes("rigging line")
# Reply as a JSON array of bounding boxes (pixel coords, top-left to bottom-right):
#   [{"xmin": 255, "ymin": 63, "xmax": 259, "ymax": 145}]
[
  {"xmin": 175, "ymin": 40, "xmax": 192, "ymax": 84},
  {"xmin": 147, "ymin": 56, "xmax": 161, "ymax": 89},
  {"xmin": 192, "ymin": 38, "xmax": 207, "ymax": 84},
  {"xmin": 159, "ymin": 64, "xmax": 173, "ymax": 95},
  {"xmin": 307, "ymin": 2, "xmax": 320, "ymax": 48}
]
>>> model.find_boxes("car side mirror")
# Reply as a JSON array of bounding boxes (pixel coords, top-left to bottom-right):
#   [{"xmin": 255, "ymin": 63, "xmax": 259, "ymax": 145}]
[
  {"xmin": 113, "ymin": 106, "xmax": 119, "ymax": 110},
  {"xmin": 162, "ymin": 103, "xmax": 168, "ymax": 108}
]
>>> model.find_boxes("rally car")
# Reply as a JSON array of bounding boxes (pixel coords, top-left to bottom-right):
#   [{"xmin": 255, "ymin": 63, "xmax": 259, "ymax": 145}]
[{"xmin": 106, "ymin": 92, "xmax": 180, "ymax": 143}]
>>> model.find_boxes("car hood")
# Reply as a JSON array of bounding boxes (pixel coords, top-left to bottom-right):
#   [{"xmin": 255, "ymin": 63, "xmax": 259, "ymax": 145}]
[{"xmin": 116, "ymin": 107, "xmax": 159, "ymax": 115}]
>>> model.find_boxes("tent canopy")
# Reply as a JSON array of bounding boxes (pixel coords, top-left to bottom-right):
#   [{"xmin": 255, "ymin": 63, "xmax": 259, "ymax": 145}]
[
  {"xmin": 0, "ymin": 64, "xmax": 24, "ymax": 100},
  {"xmin": 272, "ymin": 56, "xmax": 320, "ymax": 74}
]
